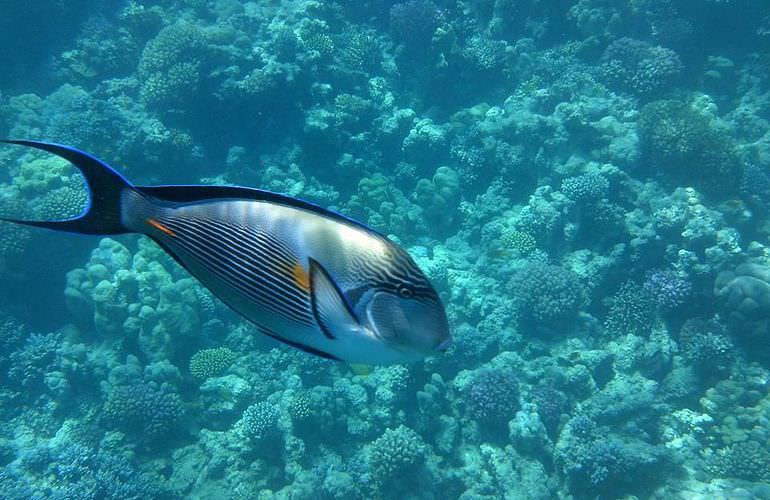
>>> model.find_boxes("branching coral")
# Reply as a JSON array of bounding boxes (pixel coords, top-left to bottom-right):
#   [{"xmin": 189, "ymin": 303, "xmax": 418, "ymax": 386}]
[
  {"xmin": 7, "ymin": 332, "xmax": 61, "ymax": 389},
  {"xmin": 603, "ymin": 281, "xmax": 655, "ymax": 337},
  {"xmin": 561, "ymin": 173, "xmax": 609, "ymax": 203},
  {"xmin": 138, "ymin": 21, "xmax": 207, "ymax": 110},
  {"xmin": 709, "ymin": 440, "xmax": 770, "ymax": 482},
  {"xmin": 642, "ymin": 268, "xmax": 691, "ymax": 310},
  {"xmin": 678, "ymin": 318, "xmax": 734, "ymax": 376}
]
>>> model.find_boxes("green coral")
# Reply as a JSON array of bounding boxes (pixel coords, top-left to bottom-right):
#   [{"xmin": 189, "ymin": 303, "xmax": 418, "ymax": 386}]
[
  {"xmin": 500, "ymin": 230, "xmax": 537, "ymax": 256},
  {"xmin": 138, "ymin": 21, "xmax": 206, "ymax": 109},
  {"xmin": 367, "ymin": 425, "xmax": 426, "ymax": 481},
  {"xmin": 13, "ymin": 155, "xmax": 73, "ymax": 196},
  {"xmin": 414, "ymin": 166, "xmax": 461, "ymax": 230},
  {"xmin": 639, "ymin": 99, "xmax": 741, "ymax": 197},
  {"xmin": 603, "ymin": 281, "xmax": 655, "ymax": 337},
  {"xmin": 36, "ymin": 183, "xmax": 88, "ymax": 220},
  {"xmin": 288, "ymin": 392, "xmax": 313, "ymax": 423},
  {"xmin": 188, "ymin": 347, "xmax": 236, "ymax": 380},
  {"xmin": 509, "ymin": 262, "xmax": 586, "ymax": 327},
  {"xmin": 709, "ymin": 440, "xmax": 770, "ymax": 482},
  {"xmin": 241, "ymin": 401, "xmax": 279, "ymax": 441},
  {"xmin": 102, "ymin": 384, "xmax": 185, "ymax": 440},
  {"xmin": 347, "ymin": 173, "xmax": 424, "ymax": 235}
]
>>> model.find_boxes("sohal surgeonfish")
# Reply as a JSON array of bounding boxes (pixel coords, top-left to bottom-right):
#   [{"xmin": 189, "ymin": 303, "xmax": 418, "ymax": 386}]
[{"xmin": 2, "ymin": 140, "xmax": 452, "ymax": 364}]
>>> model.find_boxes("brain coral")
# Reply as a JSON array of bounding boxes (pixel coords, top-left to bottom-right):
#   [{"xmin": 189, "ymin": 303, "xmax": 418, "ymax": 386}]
[
  {"xmin": 715, "ymin": 263, "xmax": 770, "ymax": 324},
  {"xmin": 714, "ymin": 263, "xmax": 770, "ymax": 357}
]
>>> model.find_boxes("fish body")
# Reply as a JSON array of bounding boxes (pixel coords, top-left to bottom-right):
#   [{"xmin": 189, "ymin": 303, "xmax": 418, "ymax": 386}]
[{"xmin": 2, "ymin": 140, "xmax": 452, "ymax": 364}]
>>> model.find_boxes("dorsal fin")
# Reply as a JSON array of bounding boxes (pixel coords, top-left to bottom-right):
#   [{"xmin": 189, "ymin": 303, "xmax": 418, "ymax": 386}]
[{"xmin": 137, "ymin": 184, "xmax": 383, "ymax": 237}]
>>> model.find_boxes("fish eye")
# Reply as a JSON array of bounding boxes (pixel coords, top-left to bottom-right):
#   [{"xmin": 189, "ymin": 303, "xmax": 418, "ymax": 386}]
[{"xmin": 397, "ymin": 284, "xmax": 414, "ymax": 298}]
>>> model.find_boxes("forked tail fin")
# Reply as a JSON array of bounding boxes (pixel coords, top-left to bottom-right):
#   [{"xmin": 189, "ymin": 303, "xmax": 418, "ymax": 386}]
[{"xmin": 1, "ymin": 140, "xmax": 135, "ymax": 235}]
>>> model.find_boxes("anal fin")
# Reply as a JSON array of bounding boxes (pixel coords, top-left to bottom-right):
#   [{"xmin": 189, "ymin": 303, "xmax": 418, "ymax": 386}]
[{"xmin": 257, "ymin": 324, "xmax": 340, "ymax": 361}]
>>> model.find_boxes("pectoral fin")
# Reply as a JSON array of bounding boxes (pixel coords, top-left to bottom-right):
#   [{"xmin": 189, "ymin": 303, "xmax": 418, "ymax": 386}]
[{"xmin": 309, "ymin": 258, "xmax": 360, "ymax": 340}]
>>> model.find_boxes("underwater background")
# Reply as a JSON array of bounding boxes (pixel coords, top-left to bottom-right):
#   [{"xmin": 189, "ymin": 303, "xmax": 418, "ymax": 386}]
[{"xmin": 1, "ymin": 0, "xmax": 770, "ymax": 498}]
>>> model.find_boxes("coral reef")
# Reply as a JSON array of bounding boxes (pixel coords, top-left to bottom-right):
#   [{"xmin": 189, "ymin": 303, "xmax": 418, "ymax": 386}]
[{"xmin": 0, "ymin": 0, "xmax": 769, "ymax": 497}]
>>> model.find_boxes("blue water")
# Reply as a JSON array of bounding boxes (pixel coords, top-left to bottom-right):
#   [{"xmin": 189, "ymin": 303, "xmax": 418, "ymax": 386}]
[{"xmin": 1, "ymin": 1, "xmax": 770, "ymax": 498}]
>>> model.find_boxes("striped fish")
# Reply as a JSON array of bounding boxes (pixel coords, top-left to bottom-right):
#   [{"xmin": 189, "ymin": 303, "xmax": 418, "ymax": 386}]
[{"xmin": 1, "ymin": 140, "xmax": 452, "ymax": 364}]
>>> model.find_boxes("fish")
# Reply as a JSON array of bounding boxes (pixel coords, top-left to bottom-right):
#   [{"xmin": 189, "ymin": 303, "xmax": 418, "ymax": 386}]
[{"xmin": 1, "ymin": 140, "xmax": 452, "ymax": 364}]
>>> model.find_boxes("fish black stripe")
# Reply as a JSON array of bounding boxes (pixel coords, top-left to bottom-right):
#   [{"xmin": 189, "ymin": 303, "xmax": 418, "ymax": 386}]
[
  {"xmin": 359, "ymin": 255, "xmax": 430, "ymax": 289},
  {"xmin": 168, "ymin": 235, "xmax": 314, "ymax": 326},
  {"xmin": 233, "ymin": 223, "xmax": 299, "ymax": 267},
  {"xmin": 168, "ymin": 221, "xmax": 313, "ymax": 322},
  {"xmin": 176, "ymin": 226, "xmax": 312, "ymax": 322},
  {"xmin": 214, "ymin": 220, "xmax": 299, "ymax": 273},
  {"xmin": 167, "ymin": 234, "xmax": 310, "ymax": 324},
  {"xmin": 164, "ymin": 223, "xmax": 314, "ymax": 325},
  {"xmin": 180, "ymin": 218, "xmax": 303, "ymax": 294},
  {"xmin": 167, "ymin": 231, "xmax": 310, "ymax": 322},
  {"xmin": 165, "ymin": 216, "xmax": 308, "ymax": 305},
  {"xmin": 189, "ymin": 217, "xmax": 298, "ymax": 278},
  {"xmin": 183, "ymin": 220, "xmax": 312, "ymax": 311},
  {"xmin": 180, "ymin": 225, "xmax": 309, "ymax": 314}
]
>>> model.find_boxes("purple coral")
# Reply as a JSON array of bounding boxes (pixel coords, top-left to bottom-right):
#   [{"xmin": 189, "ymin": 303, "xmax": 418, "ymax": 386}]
[
  {"xmin": 465, "ymin": 368, "xmax": 520, "ymax": 426},
  {"xmin": 389, "ymin": 0, "xmax": 442, "ymax": 49},
  {"xmin": 643, "ymin": 269, "xmax": 691, "ymax": 310},
  {"xmin": 531, "ymin": 385, "xmax": 570, "ymax": 434}
]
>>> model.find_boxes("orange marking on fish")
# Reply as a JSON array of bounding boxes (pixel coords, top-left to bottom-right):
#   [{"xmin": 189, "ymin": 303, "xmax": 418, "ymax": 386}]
[
  {"xmin": 292, "ymin": 261, "xmax": 310, "ymax": 292},
  {"xmin": 146, "ymin": 218, "xmax": 177, "ymax": 237}
]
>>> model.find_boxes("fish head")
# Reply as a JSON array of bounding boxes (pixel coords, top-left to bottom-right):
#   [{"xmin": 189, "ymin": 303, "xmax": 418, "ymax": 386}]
[{"xmin": 362, "ymin": 280, "xmax": 452, "ymax": 359}]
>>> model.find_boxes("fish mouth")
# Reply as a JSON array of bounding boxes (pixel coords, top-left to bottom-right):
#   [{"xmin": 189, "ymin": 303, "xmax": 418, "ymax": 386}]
[{"xmin": 435, "ymin": 337, "xmax": 453, "ymax": 352}]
